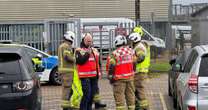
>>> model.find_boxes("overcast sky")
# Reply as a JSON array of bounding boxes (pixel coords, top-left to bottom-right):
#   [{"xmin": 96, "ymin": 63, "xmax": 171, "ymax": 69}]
[{"xmin": 173, "ymin": 0, "xmax": 208, "ymax": 5}]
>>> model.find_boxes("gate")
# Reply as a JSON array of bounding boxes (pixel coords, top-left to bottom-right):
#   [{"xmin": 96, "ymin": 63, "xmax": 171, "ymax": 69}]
[
  {"xmin": 0, "ymin": 23, "xmax": 45, "ymax": 51},
  {"xmin": 44, "ymin": 19, "xmax": 81, "ymax": 55},
  {"xmin": 0, "ymin": 19, "xmax": 81, "ymax": 55}
]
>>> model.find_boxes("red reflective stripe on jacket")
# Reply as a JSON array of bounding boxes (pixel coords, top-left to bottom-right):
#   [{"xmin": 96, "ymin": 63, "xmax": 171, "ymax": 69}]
[
  {"xmin": 77, "ymin": 48, "xmax": 97, "ymax": 78},
  {"xmin": 113, "ymin": 46, "xmax": 134, "ymax": 80},
  {"xmin": 78, "ymin": 71, "xmax": 97, "ymax": 78},
  {"xmin": 114, "ymin": 72, "xmax": 134, "ymax": 79},
  {"xmin": 114, "ymin": 62, "xmax": 134, "ymax": 80}
]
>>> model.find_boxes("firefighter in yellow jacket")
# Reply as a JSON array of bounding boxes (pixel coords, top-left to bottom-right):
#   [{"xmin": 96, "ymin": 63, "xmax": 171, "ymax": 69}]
[
  {"xmin": 58, "ymin": 31, "xmax": 76, "ymax": 110},
  {"xmin": 108, "ymin": 35, "xmax": 135, "ymax": 110},
  {"xmin": 129, "ymin": 31, "xmax": 150, "ymax": 110},
  {"xmin": 32, "ymin": 54, "xmax": 44, "ymax": 74}
]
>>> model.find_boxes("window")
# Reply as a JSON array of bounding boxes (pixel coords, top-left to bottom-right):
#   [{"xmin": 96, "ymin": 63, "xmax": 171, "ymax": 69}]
[
  {"xmin": 183, "ymin": 50, "xmax": 198, "ymax": 73},
  {"xmin": 199, "ymin": 54, "xmax": 208, "ymax": 76},
  {"xmin": 21, "ymin": 51, "xmax": 34, "ymax": 74},
  {"xmin": 24, "ymin": 47, "xmax": 47, "ymax": 58},
  {"xmin": 24, "ymin": 47, "xmax": 38, "ymax": 58},
  {"xmin": 0, "ymin": 53, "xmax": 21, "ymax": 74}
]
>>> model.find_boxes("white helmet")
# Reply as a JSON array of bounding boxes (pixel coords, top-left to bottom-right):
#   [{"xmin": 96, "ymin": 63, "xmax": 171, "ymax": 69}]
[
  {"xmin": 64, "ymin": 31, "xmax": 75, "ymax": 42},
  {"xmin": 128, "ymin": 32, "xmax": 141, "ymax": 43},
  {"xmin": 114, "ymin": 35, "xmax": 127, "ymax": 47}
]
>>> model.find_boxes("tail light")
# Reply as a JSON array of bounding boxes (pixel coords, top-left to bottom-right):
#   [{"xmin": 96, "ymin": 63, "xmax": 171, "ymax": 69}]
[
  {"xmin": 14, "ymin": 80, "xmax": 34, "ymax": 92},
  {"xmin": 188, "ymin": 74, "xmax": 198, "ymax": 94},
  {"xmin": 187, "ymin": 105, "xmax": 196, "ymax": 110}
]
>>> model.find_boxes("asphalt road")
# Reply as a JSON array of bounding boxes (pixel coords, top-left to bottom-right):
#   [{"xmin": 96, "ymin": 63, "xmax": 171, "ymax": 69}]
[{"xmin": 41, "ymin": 74, "xmax": 175, "ymax": 110}]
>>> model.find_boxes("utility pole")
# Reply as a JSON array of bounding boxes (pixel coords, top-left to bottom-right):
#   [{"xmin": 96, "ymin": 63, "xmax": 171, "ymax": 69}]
[
  {"xmin": 168, "ymin": 0, "xmax": 173, "ymax": 50},
  {"xmin": 135, "ymin": 0, "xmax": 140, "ymax": 26},
  {"xmin": 151, "ymin": 12, "xmax": 155, "ymax": 36}
]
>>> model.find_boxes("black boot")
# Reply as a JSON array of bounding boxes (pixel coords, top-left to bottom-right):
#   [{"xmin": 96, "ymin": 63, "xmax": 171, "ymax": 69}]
[{"xmin": 95, "ymin": 102, "xmax": 107, "ymax": 109}]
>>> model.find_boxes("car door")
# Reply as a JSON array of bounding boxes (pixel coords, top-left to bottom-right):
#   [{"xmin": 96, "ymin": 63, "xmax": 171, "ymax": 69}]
[
  {"xmin": 169, "ymin": 54, "xmax": 182, "ymax": 95},
  {"xmin": 198, "ymin": 54, "xmax": 208, "ymax": 110},
  {"xmin": 177, "ymin": 50, "xmax": 198, "ymax": 106}
]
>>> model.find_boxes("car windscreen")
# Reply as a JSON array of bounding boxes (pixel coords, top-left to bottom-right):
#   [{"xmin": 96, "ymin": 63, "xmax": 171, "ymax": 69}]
[
  {"xmin": 0, "ymin": 53, "xmax": 21, "ymax": 74},
  {"xmin": 199, "ymin": 54, "xmax": 208, "ymax": 76}
]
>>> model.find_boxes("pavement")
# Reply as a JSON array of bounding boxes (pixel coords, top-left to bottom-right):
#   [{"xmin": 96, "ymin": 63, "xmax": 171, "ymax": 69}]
[{"xmin": 41, "ymin": 74, "xmax": 175, "ymax": 110}]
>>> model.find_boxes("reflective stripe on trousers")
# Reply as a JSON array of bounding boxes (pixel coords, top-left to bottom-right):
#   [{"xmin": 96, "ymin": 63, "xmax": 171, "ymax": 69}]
[
  {"xmin": 116, "ymin": 106, "xmax": 126, "ymax": 110},
  {"xmin": 61, "ymin": 100, "xmax": 71, "ymax": 108},
  {"xmin": 128, "ymin": 105, "xmax": 135, "ymax": 110}
]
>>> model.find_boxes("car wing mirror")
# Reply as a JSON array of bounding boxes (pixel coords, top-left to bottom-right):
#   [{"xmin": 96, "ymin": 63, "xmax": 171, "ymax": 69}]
[{"xmin": 173, "ymin": 64, "xmax": 182, "ymax": 72}]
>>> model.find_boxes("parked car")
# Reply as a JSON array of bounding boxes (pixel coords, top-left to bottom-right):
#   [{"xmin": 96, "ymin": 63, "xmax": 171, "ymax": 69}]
[
  {"xmin": 0, "ymin": 45, "xmax": 43, "ymax": 110},
  {"xmin": 176, "ymin": 45, "xmax": 208, "ymax": 110},
  {"xmin": 168, "ymin": 49, "xmax": 191, "ymax": 108},
  {"xmin": 0, "ymin": 43, "xmax": 60, "ymax": 85}
]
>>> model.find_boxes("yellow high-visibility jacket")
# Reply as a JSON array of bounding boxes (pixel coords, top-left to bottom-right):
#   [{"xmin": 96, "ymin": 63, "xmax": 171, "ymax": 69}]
[
  {"xmin": 135, "ymin": 42, "xmax": 150, "ymax": 73},
  {"xmin": 70, "ymin": 67, "xmax": 83, "ymax": 108}
]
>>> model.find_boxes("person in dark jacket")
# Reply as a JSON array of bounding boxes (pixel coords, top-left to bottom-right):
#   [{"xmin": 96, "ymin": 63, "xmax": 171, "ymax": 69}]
[{"xmin": 75, "ymin": 33, "xmax": 106, "ymax": 110}]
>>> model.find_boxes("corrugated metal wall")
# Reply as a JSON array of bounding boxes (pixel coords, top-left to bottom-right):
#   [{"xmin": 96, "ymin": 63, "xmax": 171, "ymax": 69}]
[
  {"xmin": 81, "ymin": 0, "xmax": 135, "ymax": 19},
  {"xmin": 140, "ymin": 0, "xmax": 169, "ymax": 22},
  {"xmin": 0, "ymin": 0, "xmax": 135, "ymax": 21}
]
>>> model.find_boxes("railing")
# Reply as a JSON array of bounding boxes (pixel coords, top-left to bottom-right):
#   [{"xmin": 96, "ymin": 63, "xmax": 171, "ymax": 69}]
[{"xmin": 172, "ymin": 3, "xmax": 208, "ymax": 21}]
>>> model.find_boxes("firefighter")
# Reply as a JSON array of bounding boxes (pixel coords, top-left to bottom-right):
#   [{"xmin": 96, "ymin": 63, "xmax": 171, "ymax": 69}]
[
  {"xmin": 108, "ymin": 35, "xmax": 135, "ymax": 110},
  {"xmin": 32, "ymin": 54, "xmax": 43, "ymax": 68},
  {"xmin": 32, "ymin": 54, "xmax": 44, "ymax": 73},
  {"xmin": 75, "ymin": 33, "xmax": 101, "ymax": 110},
  {"xmin": 129, "ymin": 31, "xmax": 150, "ymax": 110},
  {"xmin": 58, "ymin": 31, "xmax": 75, "ymax": 110},
  {"xmin": 133, "ymin": 26, "xmax": 144, "ymax": 37}
]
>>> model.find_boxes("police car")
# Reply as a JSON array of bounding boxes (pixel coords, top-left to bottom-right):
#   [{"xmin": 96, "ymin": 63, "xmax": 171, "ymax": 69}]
[{"xmin": 0, "ymin": 42, "xmax": 61, "ymax": 85}]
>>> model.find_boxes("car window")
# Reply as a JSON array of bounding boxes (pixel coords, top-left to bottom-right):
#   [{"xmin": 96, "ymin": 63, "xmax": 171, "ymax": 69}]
[
  {"xmin": 183, "ymin": 50, "xmax": 198, "ymax": 73},
  {"xmin": 175, "ymin": 54, "xmax": 183, "ymax": 64},
  {"xmin": 0, "ymin": 53, "xmax": 21, "ymax": 74},
  {"xmin": 24, "ymin": 47, "xmax": 39, "ymax": 58},
  {"xmin": 180, "ymin": 49, "xmax": 191, "ymax": 67},
  {"xmin": 24, "ymin": 47, "xmax": 47, "ymax": 58},
  {"xmin": 22, "ymin": 51, "xmax": 34, "ymax": 74},
  {"xmin": 199, "ymin": 54, "xmax": 208, "ymax": 76}
]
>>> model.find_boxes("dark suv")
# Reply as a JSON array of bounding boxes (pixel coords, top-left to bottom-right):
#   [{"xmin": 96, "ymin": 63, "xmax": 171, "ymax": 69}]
[{"xmin": 0, "ymin": 46, "xmax": 43, "ymax": 110}]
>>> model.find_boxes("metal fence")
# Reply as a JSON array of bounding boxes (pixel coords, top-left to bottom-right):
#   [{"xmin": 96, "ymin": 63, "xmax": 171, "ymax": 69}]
[
  {"xmin": 0, "ymin": 18, "xmax": 171, "ymax": 110},
  {"xmin": 0, "ymin": 19, "xmax": 136, "ymax": 75},
  {"xmin": 0, "ymin": 19, "xmax": 81, "ymax": 55},
  {"xmin": 172, "ymin": 3, "xmax": 208, "ymax": 16}
]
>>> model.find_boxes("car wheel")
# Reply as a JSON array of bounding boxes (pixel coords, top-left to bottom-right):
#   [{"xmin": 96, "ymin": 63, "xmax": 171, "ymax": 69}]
[{"xmin": 49, "ymin": 67, "xmax": 62, "ymax": 85}]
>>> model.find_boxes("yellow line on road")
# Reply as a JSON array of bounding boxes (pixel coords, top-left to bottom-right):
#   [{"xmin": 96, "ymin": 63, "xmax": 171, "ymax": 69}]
[{"xmin": 159, "ymin": 92, "xmax": 168, "ymax": 110}]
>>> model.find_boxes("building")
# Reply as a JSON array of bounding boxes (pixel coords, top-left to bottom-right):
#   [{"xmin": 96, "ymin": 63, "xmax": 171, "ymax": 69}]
[
  {"xmin": 0, "ymin": 0, "xmax": 135, "ymax": 21},
  {"xmin": 140, "ymin": 0, "xmax": 169, "ymax": 49},
  {"xmin": 0, "ymin": 0, "xmax": 168, "ymax": 55},
  {"xmin": 191, "ymin": 6, "xmax": 208, "ymax": 47}
]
